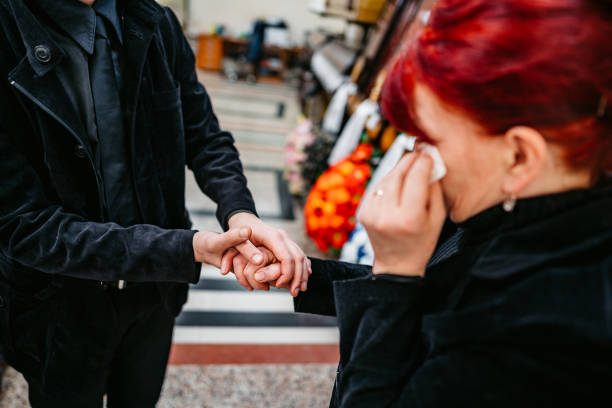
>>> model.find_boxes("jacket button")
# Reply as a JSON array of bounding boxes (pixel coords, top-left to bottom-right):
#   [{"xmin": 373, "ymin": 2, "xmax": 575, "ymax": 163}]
[
  {"xmin": 74, "ymin": 144, "xmax": 88, "ymax": 158},
  {"xmin": 34, "ymin": 45, "xmax": 52, "ymax": 63}
]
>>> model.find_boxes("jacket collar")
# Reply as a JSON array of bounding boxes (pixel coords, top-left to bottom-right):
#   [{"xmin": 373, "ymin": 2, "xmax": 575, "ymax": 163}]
[
  {"xmin": 4, "ymin": 0, "xmax": 66, "ymax": 77},
  {"xmin": 3, "ymin": 0, "xmax": 164, "ymax": 77},
  {"xmin": 34, "ymin": 0, "xmax": 96, "ymax": 54},
  {"xmin": 3, "ymin": 0, "xmax": 165, "ymax": 163},
  {"xmin": 458, "ymin": 176, "xmax": 612, "ymax": 244},
  {"xmin": 456, "ymin": 177, "xmax": 612, "ymax": 280}
]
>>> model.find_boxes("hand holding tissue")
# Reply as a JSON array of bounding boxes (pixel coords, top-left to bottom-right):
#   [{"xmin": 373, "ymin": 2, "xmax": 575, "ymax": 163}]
[{"xmin": 419, "ymin": 143, "xmax": 447, "ymax": 183}]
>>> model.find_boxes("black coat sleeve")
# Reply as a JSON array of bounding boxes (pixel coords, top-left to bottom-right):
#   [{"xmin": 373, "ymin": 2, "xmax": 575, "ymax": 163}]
[
  {"xmin": 165, "ymin": 10, "xmax": 257, "ymax": 230},
  {"xmin": 331, "ymin": 276, "xmax": 547, "ymax": 408},
  {"xmin": 332, "ymin": 275, "xmax": 426, "ymax": 406},
  {"xmin": 0, "ymin": 118, "xmax": 199, "ymax": 284},
  {"xmin": 293, "ymin": 258, "xmax": 372, "ymax": 316}
]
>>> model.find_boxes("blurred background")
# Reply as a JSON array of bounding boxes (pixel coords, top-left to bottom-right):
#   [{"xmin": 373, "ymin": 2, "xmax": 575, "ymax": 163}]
[{"xmin": 0, "ymin": 0, "xmax": 436, "ymax": 406}]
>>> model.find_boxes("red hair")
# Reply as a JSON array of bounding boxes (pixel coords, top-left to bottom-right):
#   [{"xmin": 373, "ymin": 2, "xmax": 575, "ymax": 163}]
[{"xmin": 381, "ymin": 0, "xmax": 612, "ymax": 173}]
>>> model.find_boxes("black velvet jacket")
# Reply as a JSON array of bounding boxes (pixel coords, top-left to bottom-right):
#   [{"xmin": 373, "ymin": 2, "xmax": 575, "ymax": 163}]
[
  {"xmin": 0, "ymin": 0, "xmax": 256, "ymax": 315},
  {"xmin": 297, "ymin": 180, "xmax": 612, "ymax": 407}
]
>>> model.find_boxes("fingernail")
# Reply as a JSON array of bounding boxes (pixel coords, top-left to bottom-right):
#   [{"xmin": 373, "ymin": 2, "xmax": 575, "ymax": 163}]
[
  {"xmin": 240, "ymin": 228, "xmax": 249, "ymax": 238},
  {"xmin": 255, "ymin": 271, "xmax": 265, "ymax": 281},
  {"xmin": 252, "ymin": 254, "xmax": 263, "ymax": 264},
  {"xmin": 301, "ymin": 282, "xmax": 307, "ymax": 291}
]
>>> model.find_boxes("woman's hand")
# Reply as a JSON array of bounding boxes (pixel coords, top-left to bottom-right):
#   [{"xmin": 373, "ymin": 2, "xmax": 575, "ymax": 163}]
[
  {"xmin": 359, "ymin": 153, "xmax": 447, "ymax": 277},
  {"xmin": 227, "ymin": 212, "xmax": 310, "ymax": 296},
  {"xmin": 220, "ymin": 246, "xmax": 312, "ymax": 296},
  {"xmin": 192, "ymin": 227, "xmax": 262, "ymax": 268}
]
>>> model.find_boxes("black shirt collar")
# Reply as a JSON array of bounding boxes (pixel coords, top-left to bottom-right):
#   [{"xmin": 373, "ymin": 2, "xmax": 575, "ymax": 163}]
[{"xmin": 94, "ymin": 0, "xmax": 123, "ymax": 45}]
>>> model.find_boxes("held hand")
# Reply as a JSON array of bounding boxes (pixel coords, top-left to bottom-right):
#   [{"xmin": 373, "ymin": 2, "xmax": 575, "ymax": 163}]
[
  {"xmin": 227, "ymin": 213, "xmax": 310, "ymax": 296},
  {"xmin": 359, "ymin": 153, "xmax": 447, "ymax": 277},
  {"xmin": 220, "ymin": 248, "xmax": 312, "ymax": 295},
  {"xmin": 192, "ymin": 227, "xmax": 262, "ymax": 268}
]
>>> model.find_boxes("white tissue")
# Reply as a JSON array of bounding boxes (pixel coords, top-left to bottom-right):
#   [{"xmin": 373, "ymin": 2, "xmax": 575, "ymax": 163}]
[{"xmin": 419, "ymin": 143, "xmax": 447, "ymax": 183}]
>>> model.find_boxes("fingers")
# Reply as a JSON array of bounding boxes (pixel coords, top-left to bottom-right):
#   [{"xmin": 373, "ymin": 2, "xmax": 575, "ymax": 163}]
[
  {"xmin": 255, "ymin": 257, "xmax": 309, "ymax": 293},
  {"xmin": 242, "ymin": 248, "xmax": 273, "ymax": 291},
  {"xmin": 300, "ymin": 257, "xmax": 310, "ymax": 291},
  {"xmin": 220, "ymin": 247, "xmax": 239, "ymax": 275},
  {"xmin": 287, "ymin": 241, "xmax": 305, "ymax": 297},
  {"xmin": 254, "ymin": 263, "xmax": 283, "ymax": 285},
  {"xmin": 260, "ymin": 231, "xmax": 295, "ymax": 289},
  {"xmin": 234, "ymin": 239, "xmax": 265, "ymax": 266},
  {"xmin": 232, "ymin": 254, "xmax": 253, "ymax": 291},
  {"xmin": 400, "ymin": 154, "xmax": 433, "ymax": 211},
  {"xmin": 377, "ymin": 152, "xmax": 419, "ymax": 205},
  {"xmin": 359, "ymin": 153, "xmax": 418, "ymax": 226},
  {"xmin": 243, "ymin": 262, "xmax": 270, "ymax": 291}
]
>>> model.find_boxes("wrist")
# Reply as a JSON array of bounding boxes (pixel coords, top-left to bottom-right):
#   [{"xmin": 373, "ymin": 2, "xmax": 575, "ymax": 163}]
[
  {"xmin": 192, "ymin": 231, "xmax": 203, "ymax": 263},
  {"xmin": 228, "ymin": 211, "xmax": 259, "ymax": 229}
]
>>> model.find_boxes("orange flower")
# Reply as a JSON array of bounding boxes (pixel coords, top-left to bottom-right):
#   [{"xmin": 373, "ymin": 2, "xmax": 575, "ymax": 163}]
[
  {"xmin": 304, "ymin": 143, "xmax": 375, "ymax": 256},
  {"xmin": 331, "ymin": 231, "xmax": 349, "ymax": 249},
  {"xmin": 337, "ymin": 161, "xmax": 356, "ymax": 176},
  {"xmin": 327, "ymin": 188, "xmax": 351, "ymax": 204}
]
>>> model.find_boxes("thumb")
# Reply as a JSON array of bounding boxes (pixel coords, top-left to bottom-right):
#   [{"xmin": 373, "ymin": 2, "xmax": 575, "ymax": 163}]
[
  {"xmin": 212, "ymin": 227, "xmax": 252, "ymax": 252},
  {"xmin": 215, "ymin": 227, "xmax": 251, "ymax": 247}
]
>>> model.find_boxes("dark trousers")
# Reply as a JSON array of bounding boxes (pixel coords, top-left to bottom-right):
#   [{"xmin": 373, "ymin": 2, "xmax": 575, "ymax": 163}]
[{"xmin": 24, "ymin": 282, "xmax": 175, "ymax": 408}]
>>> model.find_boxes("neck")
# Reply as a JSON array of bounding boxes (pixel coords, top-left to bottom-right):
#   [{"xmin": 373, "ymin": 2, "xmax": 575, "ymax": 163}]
[
  {"xmin": 520, "ymin": 167, "xmax": 593, "ymax": 201},
  {"xmin": 79, "ymin": 0, "xmax": 96, "ymax": 6}
]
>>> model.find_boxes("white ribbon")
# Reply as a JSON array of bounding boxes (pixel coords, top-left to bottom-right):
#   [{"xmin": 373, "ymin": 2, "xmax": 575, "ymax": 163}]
[
  {"xmin": 328, "ymin": 99, "xmax": 379, "ymax": 165},
  {"xmin": 322, "ymin": 81, "xmax": 358, "ymax": 135}
]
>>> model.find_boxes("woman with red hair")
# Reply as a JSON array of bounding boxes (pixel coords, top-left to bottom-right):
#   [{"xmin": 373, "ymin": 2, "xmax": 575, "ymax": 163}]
[
  {"xmin": 227, "ymin": 0, "xmax": 611, "ymax": 405},
  {"xmin": 284, "ymin": 0, "xmax": 612, "ymax": 406}
]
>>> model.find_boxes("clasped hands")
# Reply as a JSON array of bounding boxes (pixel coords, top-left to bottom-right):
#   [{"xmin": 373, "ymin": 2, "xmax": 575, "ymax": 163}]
[
  {"xmin": 192, "ymin": 212, "xmax": 310, "ymax": 297},
  {"xmin": 193, "ymin": 151, "xmax": 447, "ymax": 294}
]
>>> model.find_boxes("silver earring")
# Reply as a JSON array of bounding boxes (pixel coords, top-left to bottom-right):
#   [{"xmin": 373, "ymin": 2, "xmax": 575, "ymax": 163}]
[{"xmin": 503, "ymin": 195, "xmax": 517, "ymax": 212}]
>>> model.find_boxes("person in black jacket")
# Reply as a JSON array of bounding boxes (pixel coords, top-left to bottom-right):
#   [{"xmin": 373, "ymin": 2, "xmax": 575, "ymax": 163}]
[
  {"xmin": 0, "ymin": 0, "xmax": 309, "ymax": 406},
  {"xmin": 244, "ymin": 0, "xmax": 612, "ymax": 406}
]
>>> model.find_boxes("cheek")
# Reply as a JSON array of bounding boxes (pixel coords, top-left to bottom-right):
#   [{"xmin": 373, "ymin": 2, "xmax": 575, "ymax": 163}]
[
  {"xmin": 439, "ymin": 172, "xmax": 462, "ymax": 210},
  {"xmin": 437, "ymin": 151, "xmax": 479, "ymax": 220}
]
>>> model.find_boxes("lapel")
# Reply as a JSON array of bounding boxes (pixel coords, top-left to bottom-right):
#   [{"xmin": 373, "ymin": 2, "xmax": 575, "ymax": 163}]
[{"xmin": 5, "ymin": 0, "xmax": 91, "ymax": 156}]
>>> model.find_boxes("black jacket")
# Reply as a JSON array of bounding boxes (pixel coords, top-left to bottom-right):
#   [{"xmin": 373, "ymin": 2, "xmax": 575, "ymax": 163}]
[
  {"xmin": 297, "ymin": 181, "xmax": 612, "ymax": 407},
  {"xmin": 0, "ymin": 0, "xmax": 256, "ymax": 316}
]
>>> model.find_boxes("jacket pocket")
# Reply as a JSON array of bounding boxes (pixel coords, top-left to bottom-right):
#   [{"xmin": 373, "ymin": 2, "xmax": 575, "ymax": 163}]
[{"xmin": 152, "ymin": 83, "xmax": 182, "ymax": 111}]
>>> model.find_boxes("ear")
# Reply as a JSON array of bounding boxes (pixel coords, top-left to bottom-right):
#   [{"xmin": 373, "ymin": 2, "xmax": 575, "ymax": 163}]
[{"xmin": 500, "ymin": 126, "xmax": 548, "ymax": 196}]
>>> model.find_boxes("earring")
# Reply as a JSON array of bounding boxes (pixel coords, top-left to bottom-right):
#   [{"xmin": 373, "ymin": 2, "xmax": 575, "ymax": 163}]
[{"xmin": 503, "ymin": 195, "xmax": 517, "ymax": 212}]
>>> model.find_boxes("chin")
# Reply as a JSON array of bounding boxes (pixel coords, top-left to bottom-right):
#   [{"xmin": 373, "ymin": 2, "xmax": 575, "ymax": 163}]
[
  {"xmin": 441, "ymin": 192, "xmax": 463, "ymax": 223},
  {"xmin": 447, "ymin": 204, "xmax": 469, "ymax": 224},
  {"xmin": 448, "ymin": 212, "xmax": 465, "ymax": 224}
]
